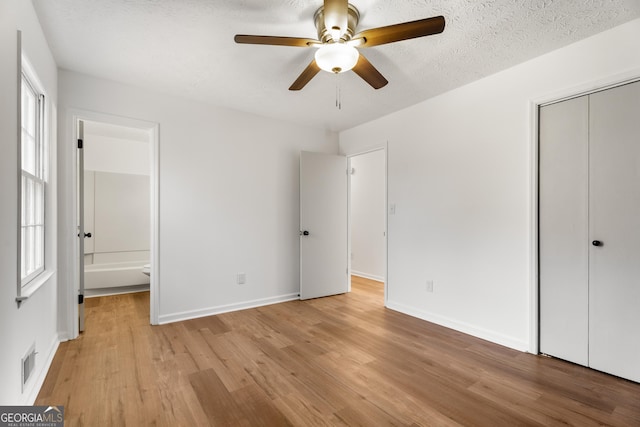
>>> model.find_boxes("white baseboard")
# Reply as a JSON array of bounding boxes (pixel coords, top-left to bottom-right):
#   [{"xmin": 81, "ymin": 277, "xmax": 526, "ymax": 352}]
[
  {"xmin": 385, "ymin": 300, "xmax": 530, "ymax": 352},
  {"xmin": 25, "ymin": 334, "xmax": 61, "ymax": 405},
  {"xmin": 158, "ymin": 293, "xmax": 300, "ymax": 325},
  {"xmin": 351, "ymin": 271, "xmax": 385, "ymax": 283}
]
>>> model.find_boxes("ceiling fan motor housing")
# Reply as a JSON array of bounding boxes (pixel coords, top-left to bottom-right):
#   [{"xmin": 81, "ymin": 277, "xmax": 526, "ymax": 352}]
[{"xmin": 314, "ymin": 4, "xmax": 360, "ymax": 43}]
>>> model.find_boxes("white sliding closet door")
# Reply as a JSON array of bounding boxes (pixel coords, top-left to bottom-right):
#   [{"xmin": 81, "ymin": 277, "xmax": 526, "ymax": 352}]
[{"xmin": 588, "ymin": 81, "xmax": 640, "ymax": 383}]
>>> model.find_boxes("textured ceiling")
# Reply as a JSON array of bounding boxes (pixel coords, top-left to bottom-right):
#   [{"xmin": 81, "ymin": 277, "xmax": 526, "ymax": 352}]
[{"xmin": 33, "ymin": 0, "xmax": 640, "ymax": 131}]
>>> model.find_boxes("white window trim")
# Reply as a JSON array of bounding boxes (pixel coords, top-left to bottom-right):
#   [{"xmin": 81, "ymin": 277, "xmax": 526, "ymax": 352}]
[{"xmin": 17, "ymin": 45, "xmax": 51, "ymax": 306}]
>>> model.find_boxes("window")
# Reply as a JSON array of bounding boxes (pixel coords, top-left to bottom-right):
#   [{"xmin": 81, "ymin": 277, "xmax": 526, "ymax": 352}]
[{"xmin": 20, "ymin": 74, "xmax": 46, "ymax": 287}]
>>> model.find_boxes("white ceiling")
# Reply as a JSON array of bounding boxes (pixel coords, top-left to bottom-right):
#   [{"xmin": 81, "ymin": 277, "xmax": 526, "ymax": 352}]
[{"xmin": 33, "ymin": 0, "xmax": 640, "ymax": 131}]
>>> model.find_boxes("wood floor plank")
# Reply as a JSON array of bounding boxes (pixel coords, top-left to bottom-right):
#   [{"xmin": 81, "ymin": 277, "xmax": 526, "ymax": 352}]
[
  {"xmin": 189, "ymin": 367, "xmax": 244, "ymax": 426},
  {"xmin": 36, "ymin": 276, "xmax": 640, "ymax": 426}
]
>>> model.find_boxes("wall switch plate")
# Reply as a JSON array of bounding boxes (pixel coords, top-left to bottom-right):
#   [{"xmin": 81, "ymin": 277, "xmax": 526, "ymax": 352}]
[
  {"xmin": 426, "ymin": 280, "xmax": 434, "ymax": 292},
  {"xmin": 237, "ymin": 273, "xmax": 246, "ymax": 285}
]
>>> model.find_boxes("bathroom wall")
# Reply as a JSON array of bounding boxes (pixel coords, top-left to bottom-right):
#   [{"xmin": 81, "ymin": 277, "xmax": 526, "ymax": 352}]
[
  {"xmin": 84, "ymin": 171, "xmax": 150, "ymax": 263},
  {"xmin": 84, "ymin": 122, "xmax": 150, "ymax": 175}
]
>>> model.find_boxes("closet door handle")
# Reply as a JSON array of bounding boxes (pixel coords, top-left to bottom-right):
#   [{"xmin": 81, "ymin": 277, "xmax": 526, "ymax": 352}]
[{"xmin": 592, "ymin": 240, "xmax": 602, "ymax": 246}]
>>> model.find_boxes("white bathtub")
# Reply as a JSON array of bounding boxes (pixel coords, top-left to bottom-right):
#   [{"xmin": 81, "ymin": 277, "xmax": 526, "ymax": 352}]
[{"xmin": 84, "ymin": 261, "xmax": 150, "ymax": 290}]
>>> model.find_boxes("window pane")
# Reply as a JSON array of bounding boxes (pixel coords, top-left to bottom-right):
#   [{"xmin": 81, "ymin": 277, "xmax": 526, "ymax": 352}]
[
  {"xmin": 22, "ymin": 227, "xmax": 32, "ymax": 278},
  {"xmin": 27, "ymin": 178, "xmax": 34, "ymax": 225},
  {"xmin": 22, "ymin": 133, "xmax": 36, "ymax": 175},
  {"xmin": 21, "ymin": 227, "xmax": 26, "ymax": 278},
  {"xmin": 35, "ymin": 225, "xmax": 44, "ymax": 270},
  {"xmin": 35, "ymin": 180, "xmax": 44, "ymax": 224},
  {"xmin": 21, "ymin": 175, "xmax": 26, "ymax": 226},
  {"xmin": 22, "ymin": 82, "xmax": 36, "ymax": 135},
  {"xmin": 21, "ymin": 80, "xmax": 38, "ymax": 176},
  {"xmin": 26, "ymin": 226, "xmax": 33, "ymax": 275}
]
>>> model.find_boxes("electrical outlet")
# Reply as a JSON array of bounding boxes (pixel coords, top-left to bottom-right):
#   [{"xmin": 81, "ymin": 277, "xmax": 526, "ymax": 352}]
[
  {"xmin": 426, "ymin": 280, "xmax": 434, "ymax": 293},
  {"xmin": 237, "ymin": 273, "xmax": 246, "ymax": 285}
]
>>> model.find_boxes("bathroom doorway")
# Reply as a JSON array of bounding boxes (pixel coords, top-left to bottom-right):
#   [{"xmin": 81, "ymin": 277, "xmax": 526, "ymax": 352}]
[
  {"xmin": 348, "ymin": 148, "xmax": 387, "ymax": 304},
  {"xmin": 74, "ymin": 113, "xmax": 159, "ymax": 332},
  {"xmin": 82, "ymin": 120, "xmax": 151, "ymax": 296}
]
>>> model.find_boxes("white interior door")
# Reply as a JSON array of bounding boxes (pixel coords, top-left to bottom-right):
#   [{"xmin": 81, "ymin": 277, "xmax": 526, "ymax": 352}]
[
  {"xmin": 300, "ymin": 151, "xmax": 348, "ymax": 300},
  {"xmin": 539, "ymin": 96, "xmax": 589, "ymax": 366},
  {"xmin": 588, "ymin": 81, "xmax": 640, "ymax": 382}
]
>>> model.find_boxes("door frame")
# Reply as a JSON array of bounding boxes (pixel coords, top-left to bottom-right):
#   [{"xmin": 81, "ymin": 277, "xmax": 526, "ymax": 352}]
[
  {"xmin": 68, "ymin": 109, "xmax": 160, "ymax": 336},
  {"xmin": 530, "ymin": 69, "xmax": 640, "ymax": 354},
  {"xmin": 347, "ymin": 146, "xmax": 388, "ymax": 306}
]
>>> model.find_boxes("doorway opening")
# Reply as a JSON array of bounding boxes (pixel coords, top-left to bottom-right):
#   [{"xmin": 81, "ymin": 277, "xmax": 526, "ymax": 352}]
[
  {"xmin": 82, "ymin": 120, "xmax": 151, "ymax": 297},
  {"xmin": 72, "ymin": 112, "xmax": 159, "ymax": 335},
  {"xmin": 348, "ymin": 148, "xmax": 387, "ymax": 305}
]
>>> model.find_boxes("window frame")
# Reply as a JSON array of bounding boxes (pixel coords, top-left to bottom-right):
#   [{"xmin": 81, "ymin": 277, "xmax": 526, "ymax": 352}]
[{"xmin": 19, "ymin": 67, "xmax": 47, "ymax": 288}]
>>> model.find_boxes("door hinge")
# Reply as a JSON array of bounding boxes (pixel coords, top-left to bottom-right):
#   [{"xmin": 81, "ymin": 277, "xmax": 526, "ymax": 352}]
[
  {"xmin": 77, "ymin": 139, "xmax": 83, "ymax": 149},
  {"xmin": 78, "ymin": 294, "xmax": 84, "ymax": 304}
]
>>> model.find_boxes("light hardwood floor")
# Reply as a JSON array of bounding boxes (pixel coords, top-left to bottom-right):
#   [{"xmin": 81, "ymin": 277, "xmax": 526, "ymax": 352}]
[{"xmin": 37, "ymin": 276, "xmax": 640, "ymax": 426}]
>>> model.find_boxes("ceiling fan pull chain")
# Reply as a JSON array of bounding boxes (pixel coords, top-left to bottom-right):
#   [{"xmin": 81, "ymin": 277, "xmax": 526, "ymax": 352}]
[{"xmin": 335, "ymin": 74, "xmax": 342, "ymax": 110}]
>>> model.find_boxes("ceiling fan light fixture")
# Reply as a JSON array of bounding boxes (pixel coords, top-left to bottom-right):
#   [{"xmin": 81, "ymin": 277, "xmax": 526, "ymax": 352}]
[{"xmin": 314, "ymin": 43, "xmax": 359, "ymax": 74}]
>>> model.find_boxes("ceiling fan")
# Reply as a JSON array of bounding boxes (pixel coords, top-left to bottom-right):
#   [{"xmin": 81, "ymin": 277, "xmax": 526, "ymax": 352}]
[{"xmin": 234, "ymin": 0, "xmax": 445, "ymax": 91}]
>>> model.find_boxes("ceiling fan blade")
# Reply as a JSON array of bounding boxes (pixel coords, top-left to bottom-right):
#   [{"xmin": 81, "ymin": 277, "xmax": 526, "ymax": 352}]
[
  {"xmin": 352, "ymin": 54, "xmax": 388, "ymax": 89},
  {"xmin": 354, "ymin": 16, "xmax": 445, "ymax": 48},
  {"xmin": 234, "ymin": 35, "xmax": 320, "ymax": 47},
  {"xmin": 289, "ymin": 60, "xmax": 321, "ymax": 91},
  {"xmin": 324, "ymin": 0, "xmax": 348, "ymax": 41}
]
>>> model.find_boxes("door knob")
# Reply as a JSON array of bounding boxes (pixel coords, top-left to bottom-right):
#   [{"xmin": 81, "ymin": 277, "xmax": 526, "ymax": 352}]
[
  {"xmin": 592, "ymin": 240, "xmax": 602, "ymax": 246},
  {"xmin": 300, "ymin": 230, "xmax": 310, "ymax": 236},
  {"xmin": 77, "ymin": 232, "xmax": 92, "ymax": 238}
]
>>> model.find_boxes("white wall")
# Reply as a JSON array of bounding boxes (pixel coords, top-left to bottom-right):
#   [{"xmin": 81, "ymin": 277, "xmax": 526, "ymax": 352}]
[
  {"xmin": 85, "ymin": 171, "xmax": 150, "ymax": 260},
  {"xmin": 0, "ymin": 1, "xmax": 59, "ymax": 404},
  {"xmin": 85, "ymin": 136, "xmax": 150, "ymax": 176},
  {"xmin": 84, "ymin": 127, "xmax": 151, "ymax": 176},
  {"xmin": 339, "ymin": 18, "xmax": 640, "ymax": 352},
  {"xmin": 350, "ymin": 150, "xmax": 386, "ymax": 281},
  {"xmin": 57, "ymin": 70, "xmax": 338, "ymax": 330}
]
